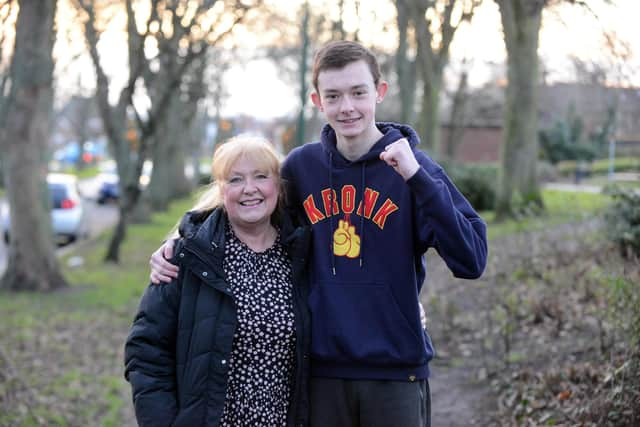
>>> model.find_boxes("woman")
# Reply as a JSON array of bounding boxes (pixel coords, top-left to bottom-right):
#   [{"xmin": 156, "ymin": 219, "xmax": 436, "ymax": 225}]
[{"xmin": 124, "ymin": 136, "xmax": 311, "ymax": 427}]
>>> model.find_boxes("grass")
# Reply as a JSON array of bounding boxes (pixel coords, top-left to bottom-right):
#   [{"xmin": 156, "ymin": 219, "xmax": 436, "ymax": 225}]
[
  {"xmin": 557, "ymin": 156, "xmax": 640, "ymax": 176},
  {"xmin": 483, "ymin": 189, "xmax": 611, "ymax": 240},
  {"xmin": 0, "ymin": 188, "xmax": 613, "ymax": 425}
]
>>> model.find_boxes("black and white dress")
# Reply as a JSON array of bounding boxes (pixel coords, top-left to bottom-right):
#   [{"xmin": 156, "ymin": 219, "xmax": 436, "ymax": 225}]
[{"xmin": 219, "ymin": 225, "xmax": 297, "ymax": 427}]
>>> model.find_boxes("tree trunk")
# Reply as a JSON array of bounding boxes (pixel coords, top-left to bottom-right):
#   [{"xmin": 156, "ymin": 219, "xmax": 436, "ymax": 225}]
[
  {"xmin": 0, "ymin": 0, "xmax": 67, "ymax": 291},
  {"xmin": 418, "ymin": 68, "xmax": 442, "ymax": 156},
  {"xmin": 148, "ymin": 95, "xmax": 192, "ymax": 210},
  {"xmin": 495, "ymin": 0, "xmax": 544, "ymax": 220},
  {"xmin": 407, "ymin": 0, "xmax": 475, "ymax": 158},
  {"xmin": 105, "ymin": 205, "xmax": 128, "ymax": 262},
  {"xmin": 296, "ymin": 2, "xmax": 310, "ymax": 147},
  {"xmin": 395, "ymin": 0, "xmax": 415, "ymax": 125},
  {"xmin": 148, "ymin": 129, "xmax": 172, "ymax": 211},
  {"xmin": 445, "ymin": 70, "xmax": 469, "ymax": 160}
]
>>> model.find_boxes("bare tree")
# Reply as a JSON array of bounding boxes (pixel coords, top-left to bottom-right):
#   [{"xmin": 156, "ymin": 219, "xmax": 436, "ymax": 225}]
[
  {"xmin": 445, "ymin": 64, "xmax": 469, "ymax": 160},
  {"xmin": 395, "ymin": 0, "xmax": 417, "ymax": 125},
  {"xmin": 494, "ymin": 0, "xmax": 545, "ymax": 219},
  {"xmin": 493, "ymin": 0, "xmax": 602, "ymax": 219},
  {"xmin": 296, "ymin": 2, "xmax": 311, "ymax": 147},
  {"xmin": 0, "ymin": 0, "xmax": 67, "ymax": 291},
  {"xmin": 72, "ymin": 0, "xmax": 252, "ymax": 262},
  {"xmin": 403, "ymin": 0, "xmax": 480, "ymax": 157},
  {"xmin": 147, "ymin": 55, "xmax": 208, "ymax": 210}
]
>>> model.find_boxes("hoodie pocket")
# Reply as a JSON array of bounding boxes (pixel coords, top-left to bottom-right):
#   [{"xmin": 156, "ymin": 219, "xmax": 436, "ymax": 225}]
[{"xmin": 309, "ymin": 281, "xmax": 427, "ymax": 365}]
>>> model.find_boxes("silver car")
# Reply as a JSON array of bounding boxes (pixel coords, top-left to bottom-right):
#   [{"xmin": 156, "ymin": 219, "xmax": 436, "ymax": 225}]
[{"xmin": 2, "ymin": 173, "xmax": 88, "ymax": 244}]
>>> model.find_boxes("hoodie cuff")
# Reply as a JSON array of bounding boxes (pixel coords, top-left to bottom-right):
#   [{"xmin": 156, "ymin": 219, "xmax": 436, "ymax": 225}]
[{"xmin": 405, "ymin": 167, "xmax": 442, "ymax": 203}]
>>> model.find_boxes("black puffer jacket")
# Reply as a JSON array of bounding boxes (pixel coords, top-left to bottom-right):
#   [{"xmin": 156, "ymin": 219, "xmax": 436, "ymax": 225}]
[{"xmin": 124, "ymin": 208, "xmax": 312, "ymax": 427}]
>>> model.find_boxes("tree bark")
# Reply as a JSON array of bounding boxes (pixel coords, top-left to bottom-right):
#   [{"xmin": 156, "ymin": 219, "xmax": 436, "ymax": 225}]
[
  {"xmin": 395, "ymin": 0, "xmax": 415, "ymax": 125},
  {"xmin": 495, "ymin": 0, "xmax": 545, "ymax": 220},
  {"xmin": 296, "ymin": 2, "xmax": 310, "ymax": 147},
  {"xmin": 417, "ymin": 60, "xmax": 443, "ymax": 154},
  {"xmin": 445, "ymin": 70, "xmax": 469, "ymax": 160},
  {"xmin": 1, "ymin": 0, "xmax": 67, "ymax": 291},
  {"xmin": 148, "ymin": 95, "xmax": 192, "ymax": 210}
]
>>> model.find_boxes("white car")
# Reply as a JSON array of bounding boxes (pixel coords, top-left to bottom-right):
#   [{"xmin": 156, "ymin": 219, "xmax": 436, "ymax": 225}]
[{"xmin": 2, "ymin": 173, "xmax": 88, "ymax": 244}]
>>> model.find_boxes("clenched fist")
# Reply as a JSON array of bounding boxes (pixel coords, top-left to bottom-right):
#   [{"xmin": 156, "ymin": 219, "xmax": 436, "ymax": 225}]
[
  {"xmin": 333, "ymin": 219, "xmax": 360, "ymax": 258},
  {"xmin": 379, "ymin": 138, "xmax": 420, "ymax": 181}
]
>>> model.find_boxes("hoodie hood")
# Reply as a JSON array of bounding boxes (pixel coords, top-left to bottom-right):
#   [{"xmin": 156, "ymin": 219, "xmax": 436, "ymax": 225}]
[{"xmin": 320, "ymin": 122, "xmax": 421, "ymax": 166}]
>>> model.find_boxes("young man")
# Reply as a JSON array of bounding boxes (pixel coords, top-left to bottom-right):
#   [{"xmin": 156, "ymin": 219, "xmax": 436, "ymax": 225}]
[
  {"xmin": 150, "ymin": 41, "xmax": 487, "ymax": 426},
  {"xmin": 281, "ymin": 40, "xmax": 486, "ymax": 427}
]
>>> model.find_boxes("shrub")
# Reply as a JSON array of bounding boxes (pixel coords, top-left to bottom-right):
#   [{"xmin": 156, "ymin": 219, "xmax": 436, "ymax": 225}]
[
  {"xmin": 443, "ymin": 162, "xmax": 497, "ymax": 211},
  {"xmin": 604, "ymin": 186, "xmax": 640, "ymax": 257},
  {"xmin": 539, "ymin": 117, "xmax": 598, "ymax": 164}
]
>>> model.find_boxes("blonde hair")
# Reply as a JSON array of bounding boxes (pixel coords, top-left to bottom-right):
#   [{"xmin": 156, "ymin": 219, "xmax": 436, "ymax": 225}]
[{"xmin": 168, "ymin": 135, "xmax": 283, "ymax": 238}]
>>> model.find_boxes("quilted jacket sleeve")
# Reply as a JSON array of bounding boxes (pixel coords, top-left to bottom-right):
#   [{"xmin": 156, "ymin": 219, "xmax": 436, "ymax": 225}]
[{"xmin": 124, "ymin": 277, "xmax": 180, "ymax": 427}]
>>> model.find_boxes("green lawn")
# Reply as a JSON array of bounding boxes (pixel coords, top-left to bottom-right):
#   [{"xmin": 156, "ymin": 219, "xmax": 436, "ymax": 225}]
[{"xmin": 483, "ymin": 189, "xmax": 611, "ymax": 240}]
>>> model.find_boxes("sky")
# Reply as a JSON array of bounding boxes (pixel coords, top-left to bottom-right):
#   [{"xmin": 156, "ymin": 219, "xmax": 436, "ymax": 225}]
[{"xmin": 49, "ymin": 0, "xmax": 640, "ymax": 120}]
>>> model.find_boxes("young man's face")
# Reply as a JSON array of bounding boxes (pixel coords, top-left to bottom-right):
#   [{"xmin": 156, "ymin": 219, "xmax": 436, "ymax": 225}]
[{"xmin": 311, "ymin": 59, "xmax": 388, "ymax": 142}]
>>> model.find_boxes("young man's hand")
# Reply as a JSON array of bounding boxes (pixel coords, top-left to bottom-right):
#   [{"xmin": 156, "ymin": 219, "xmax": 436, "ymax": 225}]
[
  {"xmin": 379, "ymin": 138, "xmax": 420, "ymax": 181},
  {"xmin": 150, "ymin": 240, "xmax": 179, "ymax": 284}
]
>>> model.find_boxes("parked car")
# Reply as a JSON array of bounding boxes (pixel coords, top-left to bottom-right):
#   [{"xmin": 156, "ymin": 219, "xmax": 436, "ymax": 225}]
[
  {"xmin": 2, "ymin": 173, "xmax": 88, "ymax": 244},
  {"xmin": 95, "ymin": 160, "xmax": 152, "ymax": 204},
  {"xmin": 97, "ymin": 172, "xmax": 120, "ymax": 204}
]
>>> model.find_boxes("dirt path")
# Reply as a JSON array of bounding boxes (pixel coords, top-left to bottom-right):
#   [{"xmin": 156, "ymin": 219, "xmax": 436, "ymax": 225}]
[
  {"xmin": 421, "ymin": 221, "xmax": 602, "ymax": 426},
  {"xmin": 422, "ymin": 250, "xmax": 499, "ymax": 426}
]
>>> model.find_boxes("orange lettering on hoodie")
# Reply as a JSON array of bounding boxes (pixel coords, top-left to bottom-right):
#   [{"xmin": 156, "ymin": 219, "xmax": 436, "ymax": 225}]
[
  {"xmin": 303, "ymin": 195, "xmax": 326, "ymax": 224},
  {"xmin": 321, "ymin": 189, "xmax": 340, "ymax": 217},
  {"xmin": 372, "ymin": 199, "xmax": 399, "ymax": 229},
  {"xmin": 356, "ymin": 188, "xmax": 379, "ymax": 219},
  {"xmin": 341, "ymin": 185, "xmax": 356, "ymax": 214}
]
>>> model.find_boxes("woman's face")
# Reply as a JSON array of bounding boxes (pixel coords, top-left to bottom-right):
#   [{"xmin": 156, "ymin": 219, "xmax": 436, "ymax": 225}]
[{"xmin": 222, "ymin": 156, "xmax": 279, "ymax": 229}]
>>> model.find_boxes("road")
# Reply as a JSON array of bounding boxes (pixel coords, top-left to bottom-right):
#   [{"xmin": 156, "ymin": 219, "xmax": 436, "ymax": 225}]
[{"xmin": 0, "ymin": 176, "xmax": 118, "ymax": 276}]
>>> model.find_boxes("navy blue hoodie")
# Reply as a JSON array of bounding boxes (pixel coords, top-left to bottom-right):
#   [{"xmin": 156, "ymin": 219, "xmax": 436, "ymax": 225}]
[{"xmin": 281, "ymin": 122, "xmax": 487, "ymax": 381}]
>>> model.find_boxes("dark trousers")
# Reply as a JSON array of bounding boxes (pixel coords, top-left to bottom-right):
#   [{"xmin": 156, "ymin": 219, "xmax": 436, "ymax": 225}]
[{"xmin": 310, "ymin": 378, "xmax": 431, "ymax": 427}]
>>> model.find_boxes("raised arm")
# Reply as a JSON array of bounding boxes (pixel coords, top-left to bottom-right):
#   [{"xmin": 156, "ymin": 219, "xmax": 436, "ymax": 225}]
[
  {"xmin": 409, "ymin": 155, "xmax": 487, "ymax": 279},
  {"xmin": 380, "ymin": 138, "xmax": 487, "ymax": 279}
]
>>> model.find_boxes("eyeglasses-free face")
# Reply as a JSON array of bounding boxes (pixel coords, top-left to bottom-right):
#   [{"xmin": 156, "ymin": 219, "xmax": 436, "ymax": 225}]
[{"xmin": 222, "ymin": 156, "xmax": 279, "ymax": 231}]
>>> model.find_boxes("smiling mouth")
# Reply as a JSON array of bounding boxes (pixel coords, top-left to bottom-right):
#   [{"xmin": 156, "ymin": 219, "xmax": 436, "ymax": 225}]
[
  {"xmin": 338, "ymin": 117, "xmax": 362, "ymax": 124},
  {"xmin": 240, "ymin": 200, "xmax": 263, "ymax": 207}
]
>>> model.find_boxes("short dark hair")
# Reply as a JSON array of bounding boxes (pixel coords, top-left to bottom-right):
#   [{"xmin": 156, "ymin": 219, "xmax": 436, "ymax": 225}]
[{"xmin": 311, "ymin": 40, "xmax": 381, "ymax": 92}]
